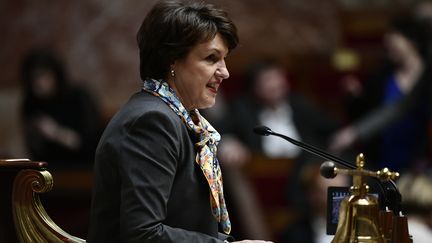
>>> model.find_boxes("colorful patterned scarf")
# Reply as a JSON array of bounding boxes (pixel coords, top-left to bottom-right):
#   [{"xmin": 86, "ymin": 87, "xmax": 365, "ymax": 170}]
[{"xmin": 142, "ymin": 78, "xmax": 231, "ymax": 234}]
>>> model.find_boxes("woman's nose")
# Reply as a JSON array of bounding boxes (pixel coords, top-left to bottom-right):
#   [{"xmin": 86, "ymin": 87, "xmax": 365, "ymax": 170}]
[{"xmin": 216, "ymin": 63, "xmax": 229, "ymax": 79}]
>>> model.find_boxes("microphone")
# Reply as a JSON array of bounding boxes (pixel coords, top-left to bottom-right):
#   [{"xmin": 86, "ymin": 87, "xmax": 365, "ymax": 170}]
[
  {"xmin": 253, "ymin": 125, "xmax": 402, "ymax": 213},
  {"xmin": 252, "ymin": 125, "xmax": 272, "ymax": 136},
  {"xmin": 253, "ymin": 125, "xmax": 356, "ymax": 169}
]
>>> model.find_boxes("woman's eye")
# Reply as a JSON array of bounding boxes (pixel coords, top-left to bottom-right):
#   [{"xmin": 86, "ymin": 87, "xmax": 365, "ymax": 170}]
[{"xmin": 205, "ymin": 54, "xmax": 218, "ymax": 63}]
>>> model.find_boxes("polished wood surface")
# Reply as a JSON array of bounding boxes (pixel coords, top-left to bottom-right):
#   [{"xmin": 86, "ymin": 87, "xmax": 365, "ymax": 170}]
[{"xmin": 0, "ymin": 159, "xmax": 47, "ymax": 170}]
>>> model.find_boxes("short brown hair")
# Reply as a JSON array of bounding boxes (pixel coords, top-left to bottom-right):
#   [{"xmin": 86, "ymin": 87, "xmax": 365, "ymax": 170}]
[{"xmin": 137, "ymin": 0, "xmax": 238, "ymax": 80}]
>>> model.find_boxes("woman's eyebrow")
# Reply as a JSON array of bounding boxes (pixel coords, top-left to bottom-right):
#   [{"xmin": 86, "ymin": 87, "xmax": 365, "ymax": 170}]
[{"xmin": 208, "ymin": 47, "xmax": 228, "ymax": 56}]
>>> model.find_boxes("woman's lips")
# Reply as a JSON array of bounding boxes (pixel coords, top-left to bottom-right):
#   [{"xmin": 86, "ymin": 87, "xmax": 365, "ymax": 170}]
[
  {"xmin": 206, "ymin": 81, "xmax": 220, "ymax": 93},
  {"xmin": 207, "ymin": 86, "xmax": 217, "ymax": 93}
]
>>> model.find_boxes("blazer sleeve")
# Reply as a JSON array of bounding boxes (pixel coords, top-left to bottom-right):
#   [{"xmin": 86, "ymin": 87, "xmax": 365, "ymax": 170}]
[{"xmin": 117, "ymin": 110, "xmax": 224, "ymax": 243}]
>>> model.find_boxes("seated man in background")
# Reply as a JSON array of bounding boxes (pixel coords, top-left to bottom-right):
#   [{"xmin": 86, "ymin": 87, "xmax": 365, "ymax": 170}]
[{"xmin": 220, "ymin": 59, "xmax": 339, "ymax": 166}]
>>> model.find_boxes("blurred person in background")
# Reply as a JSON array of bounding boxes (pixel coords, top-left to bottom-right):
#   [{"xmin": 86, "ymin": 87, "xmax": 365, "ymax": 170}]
[
  {"xmin": 397, "ymin": 172, "xmax": 432, "ymax": 243},
  {"xmin": 20, "ymin": 49, "xmax": 102, "ymax": 167},
  {"xmin": 219, "ymin": 59, "xmax": 339, "ymax": 166},
  {"xmin": 330, "ymin": 15, "xmax": 432, "ymax": 172}
]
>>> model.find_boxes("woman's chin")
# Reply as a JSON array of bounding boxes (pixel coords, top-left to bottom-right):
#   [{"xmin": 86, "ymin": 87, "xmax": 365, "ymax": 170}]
[{"xmin": 197, "ymin": 100, "xmax": 216, "ymax": 110}]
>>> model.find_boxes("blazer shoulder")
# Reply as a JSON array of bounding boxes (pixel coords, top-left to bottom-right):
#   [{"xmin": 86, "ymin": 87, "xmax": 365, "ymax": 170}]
[
  {"xmin": 114, "ymin": 91, "xmax": 183, "ymax": 130},
  {"xmin": 96, "ymin": 91, "xmax": 188, "ymax": 159}
]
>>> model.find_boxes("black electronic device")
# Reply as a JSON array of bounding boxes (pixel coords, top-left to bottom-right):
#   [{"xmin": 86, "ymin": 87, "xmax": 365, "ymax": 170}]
[{"xmin": 326, "ymin": 186, "xmax": 381, "ymax": 235}]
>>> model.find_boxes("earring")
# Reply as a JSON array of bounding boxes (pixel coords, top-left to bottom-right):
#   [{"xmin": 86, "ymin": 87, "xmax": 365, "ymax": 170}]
[{"xmin": 171, "ymin": 69, "xmax": 175, "ymax": 77}]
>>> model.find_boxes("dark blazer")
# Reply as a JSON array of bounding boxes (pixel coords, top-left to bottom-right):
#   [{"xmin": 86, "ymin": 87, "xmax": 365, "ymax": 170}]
[
  {"xmin": 224, "ymin": 93, "xmax": 338, "ymax": 154},
  {"xmin": 88, "ymin": 91, "xmax": 227, "ymax": 243}
]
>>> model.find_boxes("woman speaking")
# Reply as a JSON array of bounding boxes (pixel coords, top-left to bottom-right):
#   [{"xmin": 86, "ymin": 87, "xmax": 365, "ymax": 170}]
[{"xmin": 88, "ymin": 1, "xmax": 272, "ymax": 242}]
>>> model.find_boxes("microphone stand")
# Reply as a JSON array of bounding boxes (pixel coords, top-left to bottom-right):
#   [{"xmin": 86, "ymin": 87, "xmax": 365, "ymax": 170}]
[{"xmin": 253, "ymin": 125, "xmax": 402, "ymax": 214}]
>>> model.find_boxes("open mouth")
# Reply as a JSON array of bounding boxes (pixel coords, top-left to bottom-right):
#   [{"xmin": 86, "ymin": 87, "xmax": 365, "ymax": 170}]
[{"xmin": 206, "ymin": 82, "xmax": 219, "ymax": 93}]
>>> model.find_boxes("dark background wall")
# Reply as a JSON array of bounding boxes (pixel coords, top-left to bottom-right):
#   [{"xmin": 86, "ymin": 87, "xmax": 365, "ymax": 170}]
[
  {"xmin": 1, "ymin": 0, "xmax": 410, "ymax": 157},
  {"xmin": 2, "ymin": 0, "xmax": 412, "ymax": 156}
]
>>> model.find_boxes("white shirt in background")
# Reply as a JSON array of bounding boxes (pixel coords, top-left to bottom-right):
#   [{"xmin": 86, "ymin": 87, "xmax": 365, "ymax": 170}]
[
  {"xmin": 259, "ymin": 102, "xmax": 301, "ymax": 158},
  {"xmin": 408, "ymin": 217, "xmax": 432, "ymax": 243}
]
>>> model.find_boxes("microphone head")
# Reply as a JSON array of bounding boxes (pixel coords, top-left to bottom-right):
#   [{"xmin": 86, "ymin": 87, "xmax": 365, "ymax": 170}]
[
  {"xmin": 320, "ymin": 161, "xmax": 337, "ymax": 179},
  {"xmin": 253, "ymin": 125, "xmax": 272, "ymax": 136}
]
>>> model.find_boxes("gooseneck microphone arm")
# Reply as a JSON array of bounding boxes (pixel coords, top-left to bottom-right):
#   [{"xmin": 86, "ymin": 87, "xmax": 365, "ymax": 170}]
[
  {"xmin": 253, "ymin": 125, "xmax": 356, "ymax": 169},
  {"xmin": 253, "ymin": 125, "xmax": 402, "ymax": 213}
]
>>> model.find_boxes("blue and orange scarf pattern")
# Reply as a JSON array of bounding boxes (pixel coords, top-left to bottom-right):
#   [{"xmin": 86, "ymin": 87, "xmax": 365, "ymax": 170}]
[{"xmin": 142, "ymin": 78, "xmax": 231, "ymax": 234}]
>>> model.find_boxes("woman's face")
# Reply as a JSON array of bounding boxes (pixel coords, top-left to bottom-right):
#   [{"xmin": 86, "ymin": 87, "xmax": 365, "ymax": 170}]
[
  {"xmin": 169, "ymin": 33, "xmax": 230, "ymax": 110},
  {"xmin": 254, "ymin": 67, "xmax": 289, "ymax": 107}
]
